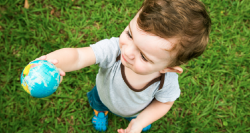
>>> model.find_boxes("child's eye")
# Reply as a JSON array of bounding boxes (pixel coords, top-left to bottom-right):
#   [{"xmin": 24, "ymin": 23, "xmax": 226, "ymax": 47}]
[
  {"xmin": 126, "ymin": 31, "xmax": 132, "ymax": 39},
  {"xmin": 141, "ymin": 53, "xmax": 148, "ymax": 61}
]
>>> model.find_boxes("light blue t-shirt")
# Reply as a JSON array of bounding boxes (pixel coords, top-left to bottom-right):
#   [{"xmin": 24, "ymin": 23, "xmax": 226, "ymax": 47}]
[{"xmin": 90, "ymin": 37, "xmax": 180, "ymax": 117}]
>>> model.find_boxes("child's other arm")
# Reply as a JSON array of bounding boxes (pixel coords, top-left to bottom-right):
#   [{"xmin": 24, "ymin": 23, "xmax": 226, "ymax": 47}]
[
  {"xmin": 43, "ymin": 47, "xmax": 96, "ymax": 72},
  {"xmin": 118, "ymin": 99, "xmax": 174, "ymax": 133}
]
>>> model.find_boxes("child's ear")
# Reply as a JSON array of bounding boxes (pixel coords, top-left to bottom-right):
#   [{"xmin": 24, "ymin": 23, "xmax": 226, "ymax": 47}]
[{"xmin": 159, "ymin": 66, "xmax": 183, "ymax": 74}]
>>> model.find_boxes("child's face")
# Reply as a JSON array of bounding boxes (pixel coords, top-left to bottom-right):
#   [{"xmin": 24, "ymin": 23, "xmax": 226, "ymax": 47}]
[{"xmin": 119, "ymin": 13, "xmax": 178, "ymax": 75}]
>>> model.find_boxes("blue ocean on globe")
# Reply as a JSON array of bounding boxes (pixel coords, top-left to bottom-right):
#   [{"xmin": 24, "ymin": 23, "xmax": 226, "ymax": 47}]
[{"xmin": 21, "ymin": 60, "xmax": 61, "ymax": 98}]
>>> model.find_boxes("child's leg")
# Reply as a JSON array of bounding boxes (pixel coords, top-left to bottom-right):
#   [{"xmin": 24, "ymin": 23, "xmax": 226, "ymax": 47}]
[{"xmin": 87, "ymin": 86, "xmax": 109, "ymax": 131}]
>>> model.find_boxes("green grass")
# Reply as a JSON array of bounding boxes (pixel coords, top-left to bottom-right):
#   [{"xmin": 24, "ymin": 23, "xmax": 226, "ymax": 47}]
[{"xmin": 0, "ymin": 0, "xmax": 249, "ymax": 132}]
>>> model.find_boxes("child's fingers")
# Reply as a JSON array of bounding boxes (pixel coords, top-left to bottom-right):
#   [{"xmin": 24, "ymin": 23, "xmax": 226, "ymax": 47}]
[
  {"xmin": 117, "ymin": 128, "xmax": 132, "ymax": 133},
  {"xmin": 57, "ymin": 68, "xmax": 65, "ymax": 83},
  {"xmin": 117, "ymin": 129, "xmax": 125, "ymax": 133},
  {"xmin": 29, "ymin": 55, "xmax": 46, "ymax": 64},
  {"xmin": 57, "ymin": 68, "xmax": 66, "ymax": 76},
  {"xmin": 35, "ymin": 55, "xmax": 47, "ymax": 60},
  {"xmin": 60, "ymin": 75, "xmax": 63, "ymax": 83},
  {"xmin": 47, "ymin": 59, "xmax": 59, "ymax": 65},
  {"xmin": 35, "ymin": 56, "xmax": 60, "ymax": 66}
]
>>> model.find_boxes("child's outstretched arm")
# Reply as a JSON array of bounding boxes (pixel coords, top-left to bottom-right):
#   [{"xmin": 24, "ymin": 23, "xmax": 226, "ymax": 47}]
[
  {"xmin": 118, "ymin": 100, "xmax": 174, "ymax": 133},
  {"xmin": 40, "ymin": 47, "xmax": 96, "ymax": 72}
]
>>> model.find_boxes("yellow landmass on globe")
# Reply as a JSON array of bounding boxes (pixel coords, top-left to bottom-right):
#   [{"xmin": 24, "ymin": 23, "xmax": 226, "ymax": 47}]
[
  {"xmin": 22, "ymin": 63, "xmax": 41, "ymax": 95},
  {"xmin": 22, "ymin": 82, "xmax": 30, "ymax": 94},
  {"xmin": 23, "ymin": 64, "xmax": 33, "ymax": 77},
  {"xmin": 23, "ymin": 63, "xmax": 40, "ymax": 77}
]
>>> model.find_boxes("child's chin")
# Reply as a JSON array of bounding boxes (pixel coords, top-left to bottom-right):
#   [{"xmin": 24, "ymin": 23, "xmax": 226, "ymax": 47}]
[{"xmin": 121, "ymin": 59, "xmax": 128, "ymax": 66}]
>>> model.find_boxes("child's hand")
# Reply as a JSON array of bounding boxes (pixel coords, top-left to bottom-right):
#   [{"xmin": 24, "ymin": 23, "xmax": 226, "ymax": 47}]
[
  {"xmin": 117, "ymin": 119, "xmax": 143, "ymax": 133},
  {"xmin": 35, "ymin": 55, "xmax": 66, "ymax": 83}
]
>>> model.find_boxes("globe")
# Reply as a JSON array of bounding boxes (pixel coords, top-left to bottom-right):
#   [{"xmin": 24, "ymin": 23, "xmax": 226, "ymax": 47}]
[{"xmin": 20, "ymin": 60, "xmax": 61, "ymax": 98}]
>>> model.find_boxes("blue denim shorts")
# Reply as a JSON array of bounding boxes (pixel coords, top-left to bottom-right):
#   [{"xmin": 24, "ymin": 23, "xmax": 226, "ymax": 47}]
[
  {"xmin": 87, "ymin": 86, "xmax": 110, "ymax": 112},
  {"xmin": 87, "ymin": 86, "xmax": 136, "ymax": 120}
]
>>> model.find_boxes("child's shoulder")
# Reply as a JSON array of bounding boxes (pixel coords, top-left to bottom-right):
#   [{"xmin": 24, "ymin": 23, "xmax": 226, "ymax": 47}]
[
  {"xmin": 90, "ymin": 37, "xmax": 120, "ymax": 68},
  {"xmin": 165, "ymin": 72, "xmax": 179, "ymax": 80},
  {"xmin": 154, "ymin": 72, "xmax": 180, "ymax": 102},
  {"xmin": 163, "ymin": 72, "xmax": 179, "ymax": 87},
  {"xmin": 94, "ymin": 37, "xmax": 119, "ymax": 45}
]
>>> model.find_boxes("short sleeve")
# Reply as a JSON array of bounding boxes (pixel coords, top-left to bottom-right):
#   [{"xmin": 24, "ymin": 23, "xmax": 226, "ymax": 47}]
[
  {"xmin": 154, "ymin": 72, "xmax": 181, "ymax": 103},
  {"xmin": 90, "ymin": 37, "xmax": 120, "ymax": 68}
]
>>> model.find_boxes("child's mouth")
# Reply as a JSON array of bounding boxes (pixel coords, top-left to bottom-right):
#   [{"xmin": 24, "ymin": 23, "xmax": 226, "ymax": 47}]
[{"xmin": 122, "ymin": 54, "xmax": 128, "ymax": 62}]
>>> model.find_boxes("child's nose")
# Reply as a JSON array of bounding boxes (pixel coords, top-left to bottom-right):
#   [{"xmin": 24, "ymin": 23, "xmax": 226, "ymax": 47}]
[{"xmin": 124, "ymin": 44, "xmax": 136, "ymax": 60}]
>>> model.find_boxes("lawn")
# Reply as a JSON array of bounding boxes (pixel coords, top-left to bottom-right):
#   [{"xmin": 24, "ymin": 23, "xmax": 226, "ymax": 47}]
[{"xmin": 0, "ymin": 0, "xmax": 249, "ymax": 132}]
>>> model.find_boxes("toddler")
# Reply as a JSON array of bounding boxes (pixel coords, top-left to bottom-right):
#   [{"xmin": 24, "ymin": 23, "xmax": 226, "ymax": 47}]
[{"xmin": 37, "ymin": 0, "xmax": 211, "ymax": 132}]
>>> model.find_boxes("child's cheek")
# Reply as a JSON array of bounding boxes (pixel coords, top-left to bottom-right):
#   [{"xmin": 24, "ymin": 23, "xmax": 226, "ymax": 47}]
[
  {"xmin": 133, "ymin": 63, "xmax": 148, "ymax": 75},
  {"xmin": 119, "ymin": 34, "xmax": 126, "ymax": 48}
]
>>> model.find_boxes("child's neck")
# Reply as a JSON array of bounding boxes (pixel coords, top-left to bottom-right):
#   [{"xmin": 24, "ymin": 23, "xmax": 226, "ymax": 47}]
[{"xmin": 124, "ymin": 66, "xmax": 161, "ymax": 90}]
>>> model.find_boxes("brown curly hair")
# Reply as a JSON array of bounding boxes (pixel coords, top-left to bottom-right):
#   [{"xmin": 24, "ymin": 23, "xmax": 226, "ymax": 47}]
[{"xmin": 137, "ymin": 0, "xmax": 211, "ymax": 67}]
